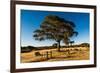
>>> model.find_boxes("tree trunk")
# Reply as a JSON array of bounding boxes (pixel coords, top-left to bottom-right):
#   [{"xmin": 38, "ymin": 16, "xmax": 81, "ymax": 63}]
[{"xmin": 57, "ymin": 41, "xmax": 61, "ymax": 52}]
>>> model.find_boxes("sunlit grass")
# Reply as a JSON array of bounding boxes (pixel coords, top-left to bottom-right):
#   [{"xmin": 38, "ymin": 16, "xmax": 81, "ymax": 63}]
[{"xmin": 21, "ymin": 46, "xmax": 89, "ymax": 63}]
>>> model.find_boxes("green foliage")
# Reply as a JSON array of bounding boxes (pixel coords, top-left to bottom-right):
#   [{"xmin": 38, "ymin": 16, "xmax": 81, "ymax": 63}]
[
  {"xmin": 33, "ymin": 15, "xmax": 78, "ymax": 51},
  {"xmin": 52, "ymin": 43, "xmax": 57, "ymax": 48},
  {"xmin": 21, "ymin": 46, "xmax": 38, "ymax": 53},
  {"xmin": 80, "ymin": 43, "xmax": 90, "ymax": 47},
  {"xmin": 35, "ymin": 52, "xmax": 41, "ymax": 56}
]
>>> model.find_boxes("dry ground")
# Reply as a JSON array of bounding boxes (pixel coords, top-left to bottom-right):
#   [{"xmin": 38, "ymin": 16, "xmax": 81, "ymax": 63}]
[{"xmin": 21, "ymin": 47, "xmax": 89, "ymax": 63}]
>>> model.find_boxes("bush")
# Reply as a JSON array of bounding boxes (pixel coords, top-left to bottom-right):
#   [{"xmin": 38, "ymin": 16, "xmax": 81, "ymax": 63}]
[
  {"xmin": 52, "ymin": 43, "xmax": 57, "ymax": 48},
  {"xmin": 35, "ymin": 52, "xmax": 41, "ymax": 56}
]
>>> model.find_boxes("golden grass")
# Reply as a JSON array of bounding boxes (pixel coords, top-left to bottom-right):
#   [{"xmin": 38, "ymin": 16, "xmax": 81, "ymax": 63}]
[{"xmin": 21, "ymin": 47, "xmax": 89, "ymax": 63}]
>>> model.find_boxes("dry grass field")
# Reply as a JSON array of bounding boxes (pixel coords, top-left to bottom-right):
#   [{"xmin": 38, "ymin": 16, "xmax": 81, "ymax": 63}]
[{"xmin": 21, "ymin": 46, "xmax": 89, "ymax": 63}]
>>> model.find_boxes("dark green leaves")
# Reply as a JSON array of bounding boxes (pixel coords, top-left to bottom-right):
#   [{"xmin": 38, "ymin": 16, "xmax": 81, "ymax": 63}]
[{"xmin": 33, "ymin": 15, "xmax": 78, "ymax": 45}]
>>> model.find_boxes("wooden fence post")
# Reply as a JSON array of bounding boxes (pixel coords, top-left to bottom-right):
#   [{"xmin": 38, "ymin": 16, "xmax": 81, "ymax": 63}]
[
  {"xmin": 46, "ymin": 51, "xmax": 49, "ymax": 60},
  {"xmin": 50, "ymin": 51, "xmax": 52, "ymax": 58}
]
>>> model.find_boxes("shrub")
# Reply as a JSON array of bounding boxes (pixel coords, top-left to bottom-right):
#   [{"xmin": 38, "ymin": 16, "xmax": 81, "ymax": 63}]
[{"xmin": 35, "ymin": 52, "xmax": 41, "ymax": 56}]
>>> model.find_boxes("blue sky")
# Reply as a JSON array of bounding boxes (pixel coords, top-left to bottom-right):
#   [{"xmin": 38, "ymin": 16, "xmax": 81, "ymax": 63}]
[{"xmin": 21, "ymin": 10, "xmax": 90, "ymax": 47}]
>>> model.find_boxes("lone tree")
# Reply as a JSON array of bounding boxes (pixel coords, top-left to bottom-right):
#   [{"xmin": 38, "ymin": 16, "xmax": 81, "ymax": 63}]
[{"xmin": 33, "ymin": 15, "xmax": 78, "ymax": 51}]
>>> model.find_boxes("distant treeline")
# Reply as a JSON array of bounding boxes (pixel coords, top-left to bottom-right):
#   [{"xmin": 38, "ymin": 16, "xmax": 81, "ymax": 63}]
[
  {"xmin": 21, "ymin": 43, "xmax": 89, "ymax": 53},
  {"xmin": 21, "ymin": 46, "xmax": 57, "ymax": 53},
  {"xmin": 21, "ymin": 46, "xmax": 38, "ymax": 53}
]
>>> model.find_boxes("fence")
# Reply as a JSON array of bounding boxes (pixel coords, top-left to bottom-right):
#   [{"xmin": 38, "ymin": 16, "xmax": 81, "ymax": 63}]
[
  {"xmin": 33, "ymin": 47, "xmax": 87, "ymax": 62},
  {"xmin": 34, "ymin": 49, "xmax": 74, "ymax": 61}
]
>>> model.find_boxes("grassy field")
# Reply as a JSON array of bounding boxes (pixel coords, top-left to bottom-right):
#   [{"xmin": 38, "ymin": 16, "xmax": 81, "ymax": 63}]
[{"xmin": 21, "ymin": 46, "xmax": 89, "ymax": 63}]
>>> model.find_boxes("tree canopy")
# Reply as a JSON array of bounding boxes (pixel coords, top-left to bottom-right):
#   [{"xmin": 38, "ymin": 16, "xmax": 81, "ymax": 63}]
[{"xmin": 33, "ymin": 15, "xmax": 78, "ymax": 51}]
